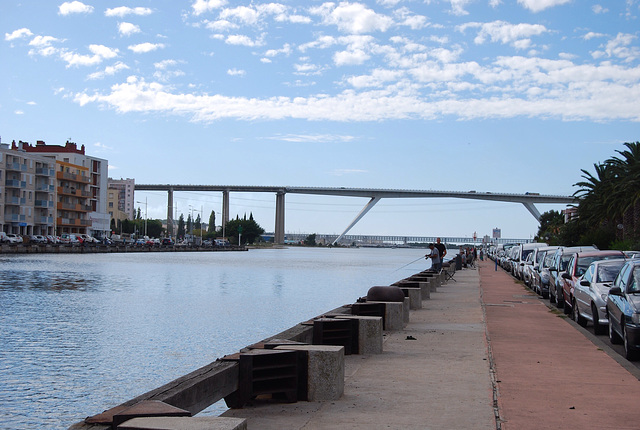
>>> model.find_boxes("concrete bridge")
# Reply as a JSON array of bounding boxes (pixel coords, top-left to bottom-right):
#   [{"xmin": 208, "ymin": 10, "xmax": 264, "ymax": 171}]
[{"xmin": 134, "ymin": 185, "xmax": 577, "ymax": 244}]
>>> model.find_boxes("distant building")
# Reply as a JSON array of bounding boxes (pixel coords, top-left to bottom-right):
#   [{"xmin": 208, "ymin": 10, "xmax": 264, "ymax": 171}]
[
  {"xmin": 12, "ymin": 139, "xmax": 109, "ymax": 237},
  {"xmin": 107, "ymin": 187, "xmax": 129, "ymax": 226},
  {"xmin": 563, "ymin": 207, "xmax": 578, "ymax": 223},
  {"xmin": 107, "ymin": 178, "xmax": 135, "ymax": 220},
  {"xmin": 1, "ymin": 142, "xmax": 57, "ymax": 236},
  {"xmin": 492, "ymin": 228, "xmax": 501, "ymax": 239}
]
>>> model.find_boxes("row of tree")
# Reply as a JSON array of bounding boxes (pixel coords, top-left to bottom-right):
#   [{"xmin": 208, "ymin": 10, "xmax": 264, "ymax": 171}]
[
  {"xmin": 111, "ymin": 209, "xmax": 266, "ymax": 245},
  {"xmin": 536, "ymin": 141, "xmax": 640, "ymax": 250}
]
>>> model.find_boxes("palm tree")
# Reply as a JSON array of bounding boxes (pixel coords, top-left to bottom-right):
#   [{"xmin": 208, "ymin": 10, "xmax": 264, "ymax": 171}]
[
  {"xmin": 573, "ymin": 161, "xmax": 619, "ymax": 228},
  {"xmin": 607, "ymin": 141, "xmax": 640, "ymax": 240}
]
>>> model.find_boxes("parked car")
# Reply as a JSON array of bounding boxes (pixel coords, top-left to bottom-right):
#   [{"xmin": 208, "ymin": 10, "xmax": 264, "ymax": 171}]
[
  {"xmin": 161, "ymin": 238, "xmax": 174, "ymax": 246},
  {"xmin": 6, "ymin": 233, "xmax": 23, "ymax": 244},
  {"xmin": 531, "ymin": 246, "xmax": 561, "ymax": 297},
  {"xmin": 30, "ymin": 235, "xmax": 47, "ymax": 243},
  {"xmin": 0, "ymin": 232, "xmax": 8, "ymax": 243},
  {"xmin": 606, "ymin": 259, "xmax": 640, "ymax": 360},
  {"xmin": 561, "ymin": 250, "xmax": 625, "ymax": 314},
  {"xmin": 514, "ymin": 243, "xmax": 548, "ymax": 281},
  {"xmin": 573, "ymin": 259, "xmax": 626, "ymax": 334},
  {"xmin": 548, "ymin": 246, "xmax": 597, "ymax": 307}
]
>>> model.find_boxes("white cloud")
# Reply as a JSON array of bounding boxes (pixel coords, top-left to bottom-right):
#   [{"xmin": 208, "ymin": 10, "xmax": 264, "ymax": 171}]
[
  {"xmin": 310, "ymin": 2, "xmax": 394, "ymax": 34},
  {"xmin": 394, "ymin": 7, "xmax": 428, "ymax": 29},
  {"xmin": 128, "ymin": 43, "xmax": 166, "ymax": 53},
  {"xmin": 118, "ymin": 22, "xmax": 141, "ymax": 37},
  {"xmin": 334, "ymin": 49, "xmax": 371, "ymax": 66},
  {"xmin": 220, "ymin": 6, "xmax": 260, "ymax": 26},
  {"xmin": 105, "ymin": 7, "xmax": 153, "ymax": 17},
  {"xmin": 593, "ymin": 33, "xmax": 640, "ymax": 62},
  {"xmin": 265, "ymin": 44, "xmax": 293, "ymax": 57},
  {"xmin": 227, "ymin": 68, "xmax": 246, "ymax": 76},
  {"xmin": 268, "ymin": 133, "xmax": 356, "ymax": 143},
  {"xmin": 592, "ymin": 5, "xmax": 608, "ymax": 14},
  {"xmin": 225, "ymin": 34, "xmax": 264, "ymax": 47},
  {"xmin": 5, "ymin": 28, "xmax": 33, "ymax": 41},
  {"xmin": 89, "ymin": 44, "xmax": 118, "ymax": 59},
  {"xmin": 192, "ymin": 0, "xmax": 228, "ymax": 15},
  {"xmin": 448, "ymin": 0, "xmax": 472, "ymax": 16},
  {"xmin": 87, "ymin": 62, "xmax": 129, "ymax": 80},
  {"xmin": 154, "ymin": 59, "xmax": 178, "ymax": 70},
  {"xmin": 15, "ymin": 110, "xmax": 24, "ymax": 115},
  {"xmin": 583, "ymin": 32, "xmax": 605, "ymax": 41},
  {"xmin": 29, "ymin": 35, "xmax": 59, "ymax": 47},
  {"xmin": 330, "ymin": 168, "xmax": 368, "ymax": 176},
  {"xmin": 458, "ymin": 21, "xmax": 547, "ymax": 48},
  {"xmin": 58, "ymin": 1, "xmax": 94, "ymax": 15},
  {"xmin": 205, "ymin": 20, "xmax": 239, "ymax": 32},
  {"xmin": 517, "ymin": 0, "xmax": 572, "ymax": 13}
]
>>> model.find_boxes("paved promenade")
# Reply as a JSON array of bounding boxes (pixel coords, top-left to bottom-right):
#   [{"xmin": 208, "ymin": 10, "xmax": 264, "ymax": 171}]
[{"xmin": 222, "ymin": 260, "xmax": 640, "ymax": 429}]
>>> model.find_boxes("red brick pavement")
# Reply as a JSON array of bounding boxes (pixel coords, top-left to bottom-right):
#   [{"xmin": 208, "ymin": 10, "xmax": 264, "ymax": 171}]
[{"xmin": 478, "ymin": 259, "xmax": 640, "ymax": 430}]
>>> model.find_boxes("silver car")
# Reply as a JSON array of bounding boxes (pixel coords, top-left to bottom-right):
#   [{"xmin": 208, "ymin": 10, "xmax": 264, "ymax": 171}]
[{"xmin": 573, "ymin": 258, "xmax": 626, "ymax": 334}]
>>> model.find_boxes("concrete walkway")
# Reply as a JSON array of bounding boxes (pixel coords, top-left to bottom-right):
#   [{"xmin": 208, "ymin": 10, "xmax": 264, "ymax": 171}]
[
  {"xmin": 222, "ymin": 260, "xmax": 640, "ymax": 429},
  {"xmin": 222, "ymin": 267, "xmax": 495, "ymax": 429}
]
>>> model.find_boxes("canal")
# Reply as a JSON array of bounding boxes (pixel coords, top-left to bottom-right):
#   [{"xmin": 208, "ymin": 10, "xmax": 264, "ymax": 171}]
[{"xmin": 0, "ymin": 247, "xmax": 437, "ymax": 429}]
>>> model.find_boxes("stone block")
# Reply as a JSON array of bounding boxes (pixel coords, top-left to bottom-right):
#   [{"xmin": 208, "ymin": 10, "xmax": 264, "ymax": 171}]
[
  {"xmin": 117, "ymin": 416, "xmax": 247, "ymax": 430},
  {"xmin": 275, "ymin": 345, "xmax": 345, "ymax": 401},
  {"xmin": 333, "ymin": 316, "xmax": 383, "ymax": 354},
  {"xmin": 399, "ymin": 287, "xmax": 422, "ymax": 309},
  {"xmin": 403, "ymin": 297, "xmax": 410, "ymax": 325},
  {"xmin": 367, "ymin": 301, "xmax": 404, "ymax": 331}
]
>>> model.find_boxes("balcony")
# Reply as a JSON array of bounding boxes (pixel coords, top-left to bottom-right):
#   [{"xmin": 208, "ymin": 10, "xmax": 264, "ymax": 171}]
[
  {"xmin": 36, "ymin": 184, "xmax": 55, "ymax": 192},
  {"xmin": 57, "ymin": 202, "xmax": 91, "ymax": 212},
  {"xmin": 37, "ymin": 216, "xmax": 54, "ymax": 224},
  {"xmin": 35, "ymin": 200, "xmax": 54, "ymax": 208},
  {"xmin": 5, "ymin": 196, "xmax": 26, "ymax": 205},
  {"xmin": 5, "ymin": 162, "xmax": 27, "ymax": 172},
  {"xmin": 5, "ymin": 179, "xmax": 26, "ymax": 188},
  {"xmin": 56, "ymin": 171, "xmax": 90, "ymax": 184},
  {"xmin": 35, "ymin": 167, "xmax": 55, "ymax": 177},
  {"xmin": 57, "ymin": 217, "xmax": 91, "ymax": 227},
  {"xmin": 6, "ymin": 214, "xmax": 26, "ymax": 222}
]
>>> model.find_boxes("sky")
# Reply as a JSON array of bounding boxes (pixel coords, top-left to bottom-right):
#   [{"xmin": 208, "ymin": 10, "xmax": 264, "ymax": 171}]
[{"xmin": 2, "ymin": 0, "xmax": 640, "ymax": 241}]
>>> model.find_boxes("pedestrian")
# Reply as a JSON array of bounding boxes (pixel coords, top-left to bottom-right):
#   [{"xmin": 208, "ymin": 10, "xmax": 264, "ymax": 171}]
[
  {"xmin": 435, "ymin": 237, "xmax": 447, "ymax": 264},
  {"xmin": 425, "ymin": 243, "xmax": 442, "ymax": 272}
]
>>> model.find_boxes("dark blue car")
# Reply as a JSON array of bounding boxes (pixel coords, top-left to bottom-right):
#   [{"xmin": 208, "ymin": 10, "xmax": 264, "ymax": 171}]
[{"xmin": 606, "ymin": 259, "xmax": 640, "ymax": 361}]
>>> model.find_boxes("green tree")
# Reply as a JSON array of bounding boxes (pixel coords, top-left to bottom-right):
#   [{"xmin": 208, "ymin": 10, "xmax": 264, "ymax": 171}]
[
  {"xmin": 177, "ymin": 214, "xmax": 185, "ymax": 239},
  {"xmin": 534, "ymin": 210, "xmax": 564, "ymax": 244},
  {"xmin": 304, "ymin": 233, "xmax": 317, "ymax": 246},
  {"xmin": 186, "ymin": 214, "xmax": 192, "ymax": 235},
  {"xmin": 195, "ymin": 214, "xmax": 201, "ymax": 230},
  {"xmin": 146, "ymin": 219, "xmax": 163, "ymax": 238},
  {"xmin": 208, "ymin": 210, "xmax": 216, "ymax": 234},
  {"xmin": 225, "ymin": 214, "xmax": 265, "ymax": 245},
  {"xmin": 110, "ymin": 218, "xmax": 116, "ymax": 233},
  {"xmin": 136, "ymin": 207, "xmax": 142, "ymax": 220}
]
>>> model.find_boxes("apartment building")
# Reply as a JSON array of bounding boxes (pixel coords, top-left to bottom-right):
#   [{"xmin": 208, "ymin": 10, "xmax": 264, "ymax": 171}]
[
  {"xmin": 1, "ymin": 143, "xmax": 56, "ymax": 236},
  {"xmin": 11, "ymin": 140, "xmax": 110, "ymax": 237},
  {"xmin": 107, "ymin": 177, "xmax": 135, "ymax": 220}
]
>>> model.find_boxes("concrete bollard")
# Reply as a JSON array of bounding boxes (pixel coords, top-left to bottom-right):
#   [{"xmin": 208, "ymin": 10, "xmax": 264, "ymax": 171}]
[
  {"xmin": 118, "ymin": 416, "xmax": 247, "ymax": 430},
  {"xmin": 400, "ymin": 287, "xmax": 422, "ymax": 309},
  {"xmin": 367, "ymin": 301, "xmax": 404, "ymax": 330},
  {"xmin": 403, "ymin": 297, "xmax": 410, "ymax": 325},
  {"xmin": 333, "ymin": 316, "xmax": 383, "ymax": 354},
  {"xmin": 275, "ymin": 345, "xmax": 345, "ymax": 401}
]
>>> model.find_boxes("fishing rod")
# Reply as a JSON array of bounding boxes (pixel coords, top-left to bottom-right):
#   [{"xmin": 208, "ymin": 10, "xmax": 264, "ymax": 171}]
[{"xmin": 391, "ymin": 255, "xmax": 426, "ymax": 273}]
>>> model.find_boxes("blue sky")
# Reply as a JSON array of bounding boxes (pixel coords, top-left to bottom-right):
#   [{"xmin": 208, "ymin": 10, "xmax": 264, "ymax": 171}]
[{"xmin": 2, "ymin": 0, "xmax": 640, "ymax": 240}]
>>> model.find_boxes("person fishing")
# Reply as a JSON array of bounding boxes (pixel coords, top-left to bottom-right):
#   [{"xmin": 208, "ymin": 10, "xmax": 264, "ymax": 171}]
[{"xmin": 425, "ymin": 243, "xmax": 441, "ymax": 272}]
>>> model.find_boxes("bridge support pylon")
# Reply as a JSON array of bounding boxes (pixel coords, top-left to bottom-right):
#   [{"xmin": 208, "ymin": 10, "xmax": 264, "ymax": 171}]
[{"xmin": 275, "ymin": 191, "xmax": 285, "ymax": 244}]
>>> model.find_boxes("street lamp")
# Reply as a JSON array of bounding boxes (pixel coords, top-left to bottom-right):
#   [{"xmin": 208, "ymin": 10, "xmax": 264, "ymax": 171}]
[{"xmin": 136, "ymin": 197, "xmax": 147, "ymax": 237}]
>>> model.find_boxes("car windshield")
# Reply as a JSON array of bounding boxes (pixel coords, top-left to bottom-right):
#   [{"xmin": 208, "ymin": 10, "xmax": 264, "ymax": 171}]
[
  {"xmin": 578, "ymin": 255, "xmax": 622, "ymax": 277},
  {"xmin": 522, "ymin": 249, "xmax": 534, "ymax": 260},
  {"xmin": 596, "ymin": 262, "xmax": 625, "ymax": 283}
]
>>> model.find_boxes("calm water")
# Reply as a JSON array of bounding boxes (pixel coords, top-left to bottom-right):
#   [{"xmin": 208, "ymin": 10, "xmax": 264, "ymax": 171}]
[{"xmin": 0, "ymin": 247, "xmax": 435, "ymax": 429}]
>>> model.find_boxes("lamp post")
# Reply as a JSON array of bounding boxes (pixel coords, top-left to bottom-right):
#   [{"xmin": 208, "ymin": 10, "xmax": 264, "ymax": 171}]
[{"xmin": 136, "ymin": 197, "xmax": 147, "ymax": 237}]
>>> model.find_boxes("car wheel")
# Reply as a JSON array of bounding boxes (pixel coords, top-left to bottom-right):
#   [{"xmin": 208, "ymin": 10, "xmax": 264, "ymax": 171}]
[
  {"xmin": 609, "ymin": 320, "xmax": 622, "ymax": 345},
  {"xmin": 592, "ymin": 304, "xmax": 606, "ymax": 335},
  {"xmin": 549, "ymin": 287, "xmax": 556, "ymax": 304},
  {"xmin": 572, "ymin": 299, "xmax": 587, "ymax": 327},
  {"xmin": 623, "ymin": 324, "xmax": 639, "ymax": 361}
]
